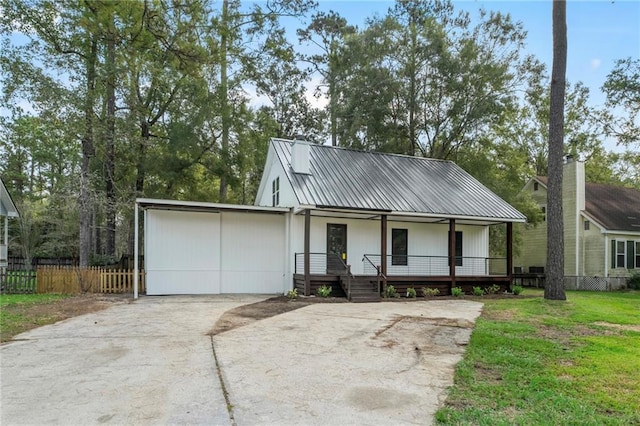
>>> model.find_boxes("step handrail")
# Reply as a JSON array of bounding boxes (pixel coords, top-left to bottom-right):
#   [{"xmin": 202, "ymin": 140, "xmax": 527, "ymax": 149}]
[{"xmin": 362, "ymin": 254, "xmax": 387, "ymax": 294}]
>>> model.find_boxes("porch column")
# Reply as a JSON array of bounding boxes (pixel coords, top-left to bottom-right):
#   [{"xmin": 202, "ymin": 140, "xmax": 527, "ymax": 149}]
[
  {"xmin": 506, "ymin": 222, "xmax": 513, "ymax": 286},
  {"xmin": 449, "ymin": 219, "xmax": 456, "ymax": 292},
  {"xmin": 381, "ymin": 214, "xmax": 387, "ymax": 293},
  {"xmin": 304, "ymin": 209, "xmax": 311, "ymax": 296}
]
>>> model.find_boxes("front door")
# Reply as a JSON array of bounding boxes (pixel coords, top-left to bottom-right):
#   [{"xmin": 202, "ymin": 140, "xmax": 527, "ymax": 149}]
[{"xmin": 327, "ymin": 224, "xmax": 347, "ymax": 273}]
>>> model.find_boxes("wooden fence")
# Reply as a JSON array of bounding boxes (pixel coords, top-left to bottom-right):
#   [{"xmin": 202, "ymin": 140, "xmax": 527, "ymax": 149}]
[
  {"xmin": 35, "ymin": 266, "xmax": 146, "ymax": 294},
  {"xmin": 0, "ymin": 269, "xmax": 38, "ymax": 294}
]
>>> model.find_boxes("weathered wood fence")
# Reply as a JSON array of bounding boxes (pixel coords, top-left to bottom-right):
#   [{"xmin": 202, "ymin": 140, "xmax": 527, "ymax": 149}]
[{"xmin": 7, "ymin": 266, "xmax": 148, "ymax": 295}]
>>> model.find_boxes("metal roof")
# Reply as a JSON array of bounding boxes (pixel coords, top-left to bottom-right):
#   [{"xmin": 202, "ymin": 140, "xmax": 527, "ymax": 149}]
[
  {"xmin": 137, "ymin": 198, "xmax": 289, "ymax": 214},
  {"xmin": 1, "ymin": 178, "xmax": 19, "ymax": 217},
  {"xmin": 272, "ymin": 138, "xmax": 526, "ymax": 222}
]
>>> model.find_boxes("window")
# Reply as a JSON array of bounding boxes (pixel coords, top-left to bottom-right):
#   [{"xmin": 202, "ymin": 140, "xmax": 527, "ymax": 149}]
[
  {"xmin": 271, "ymin": 177, "xmax": 279, "ymax": 206},
  {"xmin": 584, "ymin": 220, "xmax": 590, "ymax": 231},
  {"xmin": 392, "ymin": 229, "xmax": 408, "ymax": 266},
  {"xmin": 611, "ymin": 240, "xmax": 626, "ymax": 269},
  {"xmin": 448, "ymin": 231, "xmax": 463, "ymax": 266},
  {"xmin": 540, "ymin": 205, "xmax": 547, "ymax": 222},
  {"xmin": 534, "ymin": 182, "xmax": 539, "ymax": 191},
  {"xmin": 636, "ymin": 242, "xmax": 640, "ymax": 269}
]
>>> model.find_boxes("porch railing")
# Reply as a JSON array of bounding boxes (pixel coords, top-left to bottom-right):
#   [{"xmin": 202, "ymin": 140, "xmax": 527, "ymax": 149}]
[
  {"xmin": 362, "ymin": 254, "xmax": 507, "ymax": 276},
  {"xmin": 294, "ymin": 252, "xmax": 349, "ymax": 275},
  {"xmin": 362, "ymin": 254, "xmax": 387, "ymax": 293}
]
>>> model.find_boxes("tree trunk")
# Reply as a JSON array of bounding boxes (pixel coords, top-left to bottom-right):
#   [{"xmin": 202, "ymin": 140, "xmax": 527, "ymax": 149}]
[
  {"xmin": 105, "ymin": 24, "xmax": 117, "ymax": 257},
  {"xmin": 219, "ymin": 0, "xmax": 230, "ymax": 202},
  {"xmin": 79, "ymin": 35, "xmax": 98, "ymax": 268},
  {"xmin": 545, "ymin": 0, "xmax": 567, "ymax": 301}
]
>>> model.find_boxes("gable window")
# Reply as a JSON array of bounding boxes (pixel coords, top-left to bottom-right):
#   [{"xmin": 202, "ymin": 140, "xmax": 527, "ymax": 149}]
[
  {"xmin": 534, "ymin": 182, "xmax": 539, "ymax": 191},
  {"xmin": 448, "ymin": 231, "xmax": 463, "ymax": 266},
  {"xmin": 272, "ymin": 177, "xmax": 280, "ymax": 206},
  {"xmin": 584, "ymin": 220, "xmax": 590, "ymax": 231},
  {"xmin": 392, "ymin": 229, "xmax": 408, "ymax": 266}
]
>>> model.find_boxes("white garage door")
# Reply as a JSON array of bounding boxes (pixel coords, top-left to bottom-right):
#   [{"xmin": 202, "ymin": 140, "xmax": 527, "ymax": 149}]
[{"xmin": 145, "ymin": 209, "xmax": 286, "ymax": 295}]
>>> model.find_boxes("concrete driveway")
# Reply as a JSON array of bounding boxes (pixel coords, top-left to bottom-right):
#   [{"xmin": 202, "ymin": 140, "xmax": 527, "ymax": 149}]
[{"xmin": 1, "ymin": 296, "xmax": 482, "ymax": 425}]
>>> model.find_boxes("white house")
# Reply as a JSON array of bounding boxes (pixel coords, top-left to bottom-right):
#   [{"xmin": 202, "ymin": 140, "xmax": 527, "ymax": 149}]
[
  {"xmin": 135, "ymin": 138, "xmax": 526, "ymax": 300},
  {"xmin": 1, "ymin": 178, "xmax": 19, "ymax": 270}
]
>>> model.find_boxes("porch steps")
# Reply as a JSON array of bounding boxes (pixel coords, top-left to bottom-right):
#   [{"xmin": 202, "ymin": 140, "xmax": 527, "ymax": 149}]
[{"xmin": 341, "ymin": 276, "xmax": 380, "ymax": 303}]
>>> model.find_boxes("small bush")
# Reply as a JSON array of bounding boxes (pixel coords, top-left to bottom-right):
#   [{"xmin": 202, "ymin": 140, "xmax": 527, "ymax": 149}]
[
  {"xmin": 628, "ymin": 273, "xmax": 640, "ymax": 290},
  {"xmin": 512, "ymin": 285, "xmax": 524, "ymax": 295},
  {"xmin": 384, "ymin": 285, "xmax": 398, "ymax": 298},
  {"xmin": 406, "ymin": 287, "xmax": 417, "ymax": 298},
  {"xmin": 485, "ymin": 284, "xmax": 501, "ymax": 295},
  {"xmin": 472, "ymin": 286, "xmax": 484, "ymax": 296},
  {"xmin": 286, "ymin": 288, "xmax": 298, "ymax": 299},
  {"xmin": 451, "ymin": 287, "xmax": 463, "ymax": 297},
  {"xmin": 316, "ymin": 285, "xmax": 332, "ymax": 298},
  {"xmin": 422, "ymin": 287, "xmax": 440, "ymax": 297}
]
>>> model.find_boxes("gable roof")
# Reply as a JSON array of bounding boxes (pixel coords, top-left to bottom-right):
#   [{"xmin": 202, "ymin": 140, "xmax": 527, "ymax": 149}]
[
  {"xmin": 534, "ymin": 176, "xmax": 640, "ymax": 232},
  {"xmin": 271, "ymin": 138, "xmax": 525, "ymax": 222},
  {"xmin": 0, "ymin": 178, "xmax": 19, "ymax": 218}
]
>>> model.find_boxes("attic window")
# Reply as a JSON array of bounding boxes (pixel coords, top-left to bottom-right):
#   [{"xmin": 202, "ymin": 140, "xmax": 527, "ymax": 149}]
[
  {"xmin": 584, "ymin": 220, "xmax": 590, "ymax": 231},
  {"xmin": 534, "ymin": 182, "xmax": 539, "ymax": 191},
  {"xmin": 272, "ymin": 177, "xmax": 280, "ymax": 207}
]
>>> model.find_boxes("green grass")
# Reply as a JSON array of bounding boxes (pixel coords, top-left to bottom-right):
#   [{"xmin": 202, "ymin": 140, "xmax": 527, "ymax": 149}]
[
  {"xmin": 436, "ymin": 289, "xmax": 640, "ymax": 425},
  {"xmin": 0, "ymin": 294, "xmax": 71, "ymax": 342}
]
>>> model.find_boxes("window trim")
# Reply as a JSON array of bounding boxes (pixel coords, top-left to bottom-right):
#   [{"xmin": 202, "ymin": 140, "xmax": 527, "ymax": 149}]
[
  {"xmin": 391, "ymin": 228, "xmax": 408, "ymax": 266},
  {"xmin": 271, "ymin": 177, "xmax": 280, "ymax": 207},
  {"xmin": 636, "ymin": 241, "xmax": 640, "ymax": 269},
  {"xmin": 584, "ymin": 220, "xmax": 590, "ymax": 231},
  {"xmin": 615, "ymin": 240, "xmax": 626, "ymax": 269}
]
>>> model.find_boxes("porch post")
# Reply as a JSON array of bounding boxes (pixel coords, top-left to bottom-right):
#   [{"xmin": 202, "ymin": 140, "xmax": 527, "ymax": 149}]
[
  {"xmin": 381, "ymin": 214, "xmax": 387, "ymax": 293},
  {"xmin": 304, "ymin": 209, "xmax": 311, "ymax": 296},
  {"xmin": 449, "ymin": 218, "xmax": 456, "ymax": 292},
  {"xmin": 506, "ymin": 222, "xmax": 513, "ymax": 287},
  {"xmin": 133, "ymin": 202, "xmax": 139, "ymax": 300}
]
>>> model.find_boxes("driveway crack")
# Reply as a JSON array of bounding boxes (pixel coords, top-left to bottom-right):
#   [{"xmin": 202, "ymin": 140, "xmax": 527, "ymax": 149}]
[{"xmin": 210, "ymin": 336, "xmax": 236, "ymax": 426}]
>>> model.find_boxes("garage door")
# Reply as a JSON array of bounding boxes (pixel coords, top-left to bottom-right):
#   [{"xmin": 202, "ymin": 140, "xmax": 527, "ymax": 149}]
[{"xmin": 145, "ymin": 209, "xmax": 286, "ymax": 295}]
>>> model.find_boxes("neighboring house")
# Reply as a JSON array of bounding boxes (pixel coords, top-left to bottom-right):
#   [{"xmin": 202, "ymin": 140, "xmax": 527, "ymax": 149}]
[
  {"xmin": 1, "ymin": 178, "xmax": 20, "ymax": 270},
  {"xmin": 516, "ymin": 157, "xmax": 640, "ymax": 288},
  {"xmin": 136, "ymin": 138, "xmax": 526, "ymax": 300}
]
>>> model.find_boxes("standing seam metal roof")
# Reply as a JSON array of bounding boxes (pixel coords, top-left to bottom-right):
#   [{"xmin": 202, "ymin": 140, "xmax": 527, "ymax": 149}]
[{"xmin": 272, "ymin": 138, "xmax": 526, "ymax": 221}]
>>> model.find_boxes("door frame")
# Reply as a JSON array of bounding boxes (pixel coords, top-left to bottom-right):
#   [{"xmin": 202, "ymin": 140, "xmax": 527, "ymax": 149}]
[{"xmin": 326, "ymin": 223, "xmax": 347, "ymax": 273}]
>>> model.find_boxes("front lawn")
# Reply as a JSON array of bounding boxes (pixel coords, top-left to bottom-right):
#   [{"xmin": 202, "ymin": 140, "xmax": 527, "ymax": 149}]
[
  {"xmin": 436, "ymin": 289, "xmax": 640, "ymax": 425},
  {"xmin": 0, "ymin": 294, "xmax": 71, "ymax": 342}
]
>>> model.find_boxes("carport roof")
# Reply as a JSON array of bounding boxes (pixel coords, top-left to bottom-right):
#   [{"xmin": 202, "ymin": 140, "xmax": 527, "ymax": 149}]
[{"xmin": 136, "ymin": 198, "xmax": 290, "ymax": 214}]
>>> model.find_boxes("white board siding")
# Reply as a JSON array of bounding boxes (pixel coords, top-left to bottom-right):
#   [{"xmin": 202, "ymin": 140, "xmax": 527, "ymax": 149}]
[
  {"xmin": 146, "ymin": 210, "xmax": 221, "ymax": 295},
  {"xmin": 289, "ymin": 216, "xmax": 489, "ymax": 276},
  {"xmin": 219, "ymin": 212, "xmax": 286, "ymax": 293},
  {"xmin": 256, "ymin": 155, "xmax": 298, "ymax": 208}
]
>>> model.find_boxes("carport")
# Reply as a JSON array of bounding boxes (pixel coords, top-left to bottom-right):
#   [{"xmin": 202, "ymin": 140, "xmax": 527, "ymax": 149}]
[{"xmin": 134, "ymin": 199, "xmax": 290, "ymax": 297}]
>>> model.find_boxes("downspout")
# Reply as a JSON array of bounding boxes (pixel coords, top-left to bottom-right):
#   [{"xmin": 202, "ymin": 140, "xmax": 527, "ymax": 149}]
[
  {"xmin": 284, "ymin": 210, "xmax": 291, "ymax": 293},
  {"xmin": 134, "ymin": 202, "xmax": 139, "ymax": 300}
]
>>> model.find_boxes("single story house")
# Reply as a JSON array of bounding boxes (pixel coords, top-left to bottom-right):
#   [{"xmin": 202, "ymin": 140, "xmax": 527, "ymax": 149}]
[
  {"xmin": 1, "ymin": 178, "xmax": 20, "ymax": 270},
  {"xmin": 515, "ymin": 157, "xmax": 640, "ymax": 290},
  {"xmin": 135, "ymin": 138, "xmax": 526, "ymax": 300}
]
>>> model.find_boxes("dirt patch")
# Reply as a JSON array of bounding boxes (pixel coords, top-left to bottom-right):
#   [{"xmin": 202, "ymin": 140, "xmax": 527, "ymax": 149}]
[
  {"xmin": 209, "ymin": 295, "xmax": 348, "ymax": 335},
  {"xmin": 593, "ymin": 321, "xmax": 640, "ymax": 333},
  {"xmin": 1, "ymin": 294, "xmax": 129, "ymax": 343}
]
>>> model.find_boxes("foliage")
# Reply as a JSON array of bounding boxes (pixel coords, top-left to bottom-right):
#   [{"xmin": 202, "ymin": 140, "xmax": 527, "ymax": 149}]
[
  {"xmin": 0, "ymin": 294, "xmax": 70, "ymax": 342},
  {"xmin": 512, "ymin": 285, "xmax": 524, "ymax": 295},
  {"xmin": 286, "ymin": 288, "xmax": 298, "ymax": 299},
  {"xmin": 422, "ymin": 287, "xmax": 440, "ymax": 297},
  {"xmin": 602, "ymin": 58, "xmax": 639, "ymax": 148},
  {"xmin": 484, "ymin": 284, "xmax": 501, "ymax": 295},
  {"xmin": 435, "ymin": 290, "xmax": 640, "ymax": 424},
  {"xmin": 451, "ymin": 287, "xmax": 463, "ymax": 297},
  {"xmin": 628, "ymin": 273, "xmax": 640, "ymax": 290},
  {"xmin": 406, "ymin": 287, "xmax": 416, "ymax": 298},
  {"xmin": 472, "ymin": 286, "xmax": 484, "ymax": 296},
  {"xmin": 384, "ymin": 285, "xmax": 399, "ymax": 298},
  {"xmin": 316, "ymin": 285, "xmax": 332, "ymax": 298}
]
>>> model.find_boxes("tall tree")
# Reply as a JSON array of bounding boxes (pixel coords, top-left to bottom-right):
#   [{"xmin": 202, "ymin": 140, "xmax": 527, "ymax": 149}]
[{"xmin": 545, "ymin": 0, "xmax": 567, "ymax": 301}]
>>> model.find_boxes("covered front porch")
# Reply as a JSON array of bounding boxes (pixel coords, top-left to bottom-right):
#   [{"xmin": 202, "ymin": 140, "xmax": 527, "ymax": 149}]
[{"xmin": 292, "ymin": 207, "xmax": 515, "ymax": 301}]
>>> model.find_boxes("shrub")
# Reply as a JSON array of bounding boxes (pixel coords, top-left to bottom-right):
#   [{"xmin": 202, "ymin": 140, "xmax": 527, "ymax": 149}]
[
  {"xmin": 384, "ymin": 285, "xmax": 398, "ymax": 298},
  {"xmin": 406, "ymin": 287, "xmax": 417, "ymax": 298},
  {"xmin": 451, "ymin": 287, "xmax": 463, "ymax": 297},
  {"xmin": 472, "ymin": 286, "xmax": 484, "ymax": 296},
  {"xmin": 422, "ymin": 287, "xmax": 440, "ymax": 297},
  {"xmin": 286, "ymin": 289, "xmax": 298, "ymax": 299},
  {"xmin": 316, "ymin": 285, "xmax": 332, "ymax": 298},
  {"xmin": 512, "ymin": 285, "xmax": 524, "ymax": 295},
  {"xmin": 485, "ymin": 284, "xmax": 501, "ymax": 295},
  {"xmin": 628, "ymin": 273, "xmax": 640, "ymax": 290}
]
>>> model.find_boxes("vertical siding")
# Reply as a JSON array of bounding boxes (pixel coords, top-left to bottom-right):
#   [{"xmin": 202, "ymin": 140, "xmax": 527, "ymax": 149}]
[
  {"xmin": 256, "ymin": 150, "xmax": 298, "ymax": 207},
  {"xmin": 219, "ymin": 212, "xmax": 286, "ymax": 293},
  {"xmin": 146, "ymin": 210, "xmax": 221, "ymax": 295}
]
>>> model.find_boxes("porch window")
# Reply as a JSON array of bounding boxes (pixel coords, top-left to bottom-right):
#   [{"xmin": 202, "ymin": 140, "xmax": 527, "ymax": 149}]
[
  {"xmin": 272, "ymin": 177, "xmax": 280, "ymax": 206},
  {"xmin": 392, "ymin": 228, "xmax": 407, "ymax": 266}
]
